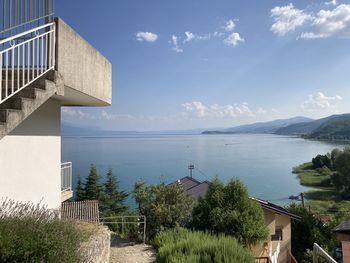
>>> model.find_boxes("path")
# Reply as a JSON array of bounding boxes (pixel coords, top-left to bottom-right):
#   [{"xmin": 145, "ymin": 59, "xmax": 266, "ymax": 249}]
[{"xmin": 110, "ymin": 235, "xmax": 156, "ymax": 263}]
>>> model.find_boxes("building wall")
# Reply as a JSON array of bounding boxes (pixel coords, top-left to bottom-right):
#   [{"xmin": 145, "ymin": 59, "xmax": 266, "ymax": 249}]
[
  {"xmin": 251, "ymin": 209, "xmax": 292, "ymax": 263},
  {"xmin": 0, "ymin": 99, "xmax": 61, "ymax": 209}
]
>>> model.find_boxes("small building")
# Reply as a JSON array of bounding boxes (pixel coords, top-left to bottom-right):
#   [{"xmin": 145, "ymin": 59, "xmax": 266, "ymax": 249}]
[
  {"xmin": 173, "ymin": 176, "xmax": 301, "ymax": 263},
  {"xmin": 333, "ymin": 220, "xmax": 350, "ymax": 262}
]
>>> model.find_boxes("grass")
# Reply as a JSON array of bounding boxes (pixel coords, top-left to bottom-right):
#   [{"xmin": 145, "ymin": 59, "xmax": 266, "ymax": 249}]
[
  {"xmin": 292, "ymin": 162, "xmax": 332, "ymax": 187},
  {"xmin": 293, "ymin": 162, "xmax": 350, "ymax": 215}
]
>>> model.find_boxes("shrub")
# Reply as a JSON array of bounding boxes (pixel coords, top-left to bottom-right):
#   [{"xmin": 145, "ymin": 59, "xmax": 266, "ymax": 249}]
[
  {"xmin": 0, "ymin": 199, "xmax": 91, "ymax": 263},
  {"xmin": 153, "ymin": 227, "xmax": 254, "ymax": 263},
  {"xmin": 191, "ymin": 178, "xmax": 268, "ymax": 247},
  {"xmin": 134, "ymin": 180, "xmax": 194, "ymax": 239}
]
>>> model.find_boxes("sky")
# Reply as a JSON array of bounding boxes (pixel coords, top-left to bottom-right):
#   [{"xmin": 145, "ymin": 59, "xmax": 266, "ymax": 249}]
[{"xmin": 57, "ymin": 0, "xmax": 350, "ymax": 131}]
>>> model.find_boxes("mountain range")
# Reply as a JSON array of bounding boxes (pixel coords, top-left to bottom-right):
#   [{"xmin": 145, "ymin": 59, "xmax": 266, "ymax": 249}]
[
  {"xmin": 62, "ymin": 113, "xmax": 350, "ymax": 141},
  {"xmin": 202, "ymin": 114, "xmax": 350, "ymax": 140}
]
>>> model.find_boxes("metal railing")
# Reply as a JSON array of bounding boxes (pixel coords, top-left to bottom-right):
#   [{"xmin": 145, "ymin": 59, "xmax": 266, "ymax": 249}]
[
  {"xmin": 254, "ymin": 257, "xmax": 271, "ymax": 263},
  {"xmin": 313, "ymin": 243, "xmax": 336, "ymax": 263},
  {"xmin": 61, "ymin": 162, "xmax": 72, "ymax": 192},
  {"xmin": 100, "ymin": 215, "xmax": 147, "ymax": 244},
  {"xmin": 0, "ymin": 22, "xmax": 55, "ymax": 103},
  {"xmin": 1, "ymin": 0, "xmax": 54, "ymax": 39}
]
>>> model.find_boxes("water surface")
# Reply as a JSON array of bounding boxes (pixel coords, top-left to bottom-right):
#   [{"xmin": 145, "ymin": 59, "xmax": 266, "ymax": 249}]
[{"xmin": 62, "ymin": 134, "xmax": 349, "ymax": 206}]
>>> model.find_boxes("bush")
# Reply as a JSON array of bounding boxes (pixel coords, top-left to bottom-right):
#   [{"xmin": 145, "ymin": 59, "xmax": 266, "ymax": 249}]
[
  {"xmin": 0, "ymin": 199, "xmax": 91, "ymax": 263},
  {"xmin": 153, "ymin": 227, "xmax": 254, "ymax": 263},
  {"xmin": 191, "ymin": 178, "xmax": 268, "ymax": 247},
  {"xmin": 134, "ymin": 180, "xmax": 194, "ymax": 240}
]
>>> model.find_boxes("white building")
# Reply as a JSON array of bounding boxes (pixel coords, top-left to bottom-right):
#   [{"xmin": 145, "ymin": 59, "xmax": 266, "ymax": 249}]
[{"xmin": 0, "ymin": 0, "xmax": 112, "ymax": 209}]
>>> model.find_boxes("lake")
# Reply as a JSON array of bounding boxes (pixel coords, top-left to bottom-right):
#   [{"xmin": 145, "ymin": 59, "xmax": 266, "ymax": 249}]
[{"xmin": 61, "ymin": 134, "xmax": 349, "ymax": 206}]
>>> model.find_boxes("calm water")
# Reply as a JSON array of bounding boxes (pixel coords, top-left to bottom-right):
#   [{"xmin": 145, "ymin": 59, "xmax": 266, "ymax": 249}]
[{"xmin": 61, "ymin": 134, "xmax": 349, "ymax": 206}]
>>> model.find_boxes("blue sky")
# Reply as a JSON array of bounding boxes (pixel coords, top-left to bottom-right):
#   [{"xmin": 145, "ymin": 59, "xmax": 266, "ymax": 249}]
[{"xmin": 58, "ymin": 0, "xmax": 350, "ymax": 131}]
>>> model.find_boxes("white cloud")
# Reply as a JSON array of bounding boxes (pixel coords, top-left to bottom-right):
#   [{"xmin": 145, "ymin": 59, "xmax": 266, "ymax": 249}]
[
  {"xmin": 182, "ymin": 101, "xmax": 256, "ymax": 118},
  {"xmin": 325, "ymin": 0, "xmax": 337, "ymax": 6},
  {"xmin": 270, "ymin": 3, "xmax": 312, "ymax": 35},
  {"xmin": 224, "ymin": 32, "xmax": 245, "ymax": 47},
  {"xmin": 301, "ymin": 4, "xmax": 350, "ymax": 39},
  {"xmin": 184, "ymin": 31, "xmax": 195, "ymax": 43},
  {"xmin": 171, "ymin": 35, "xmax": 183, "ymax": 53},
  {"xmin": 224, "ymin": 19, "xmax": 236, "ymax": 32},
  {"xmin": 301, "ymin": 92, "xmax": 342, "ymax": 111},
  {"xmin": 62, "ymin": 108, "xmax": 95, "ymax": 120},
  {"xmin": 136, "ymin": 32, "xmax": 158, "ymax": 42}
]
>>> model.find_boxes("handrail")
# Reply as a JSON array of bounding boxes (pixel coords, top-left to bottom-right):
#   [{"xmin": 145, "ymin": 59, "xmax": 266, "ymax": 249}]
[
  {"xmin": 1, "ymin": 0, "xmax": 54, "ymax": 38},
  {"xmin": 0, "ymin": 22, "xmax": 54, "ymax": 45},
  {"xmin": 0, "ymin": 22, "xmax": 55, "ymax": 104},
  {"xmin": 61, "ymin": 162, "xmax": 72, "ymax": 192},
  {"xmin": 313, "ymin": 243, "xmax": 336, "ymax": 263}
]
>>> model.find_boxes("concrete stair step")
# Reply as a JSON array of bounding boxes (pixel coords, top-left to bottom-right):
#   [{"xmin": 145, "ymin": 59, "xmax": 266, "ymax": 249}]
[
  {"xmin": 0, "ymin": 109, "xmax": 23, "ymax": 123},
  {"xmin": 0, "ymin": 77, "xmax": 57, "ymax": 139},
  {"xmin": 0, "ymin": 97, "xmax": 34, "ymax": 110}
]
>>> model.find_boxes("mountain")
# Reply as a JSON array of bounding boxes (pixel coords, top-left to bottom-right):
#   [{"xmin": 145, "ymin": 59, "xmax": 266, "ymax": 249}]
[
  {"xmin": 61, "ymin": 123, "xmax": 140, "ymax": 137},
  {"xmin": 61, "ymin": 123, "xmax": 222, "ymax": 136},
  {"xmin": 303, "ymin": 114, "xmax": 350, "ymax": 140},
  {"xmin": 274, "ymin": 114, "xmax": 350, "ymax": 139},
  {"xmin": 202, "ymin": 116, "xmax": 313, "ymax": 134}
]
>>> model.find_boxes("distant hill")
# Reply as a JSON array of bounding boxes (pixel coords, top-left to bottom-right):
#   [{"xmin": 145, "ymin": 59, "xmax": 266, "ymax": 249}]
[
  {"xmin": 202, "ymin": 116, "xmax": 313, "ymax": 134},
  {"xmin": 303, "ymin": 114, "xmax": 350, "ymax": 140},
  {"xmin": 274, "ymin": 114, "xmax": 350, "ymax": 141},
  {"xmin": 61, "ymin": 123, "xmax": 222, "ymax": 136}
]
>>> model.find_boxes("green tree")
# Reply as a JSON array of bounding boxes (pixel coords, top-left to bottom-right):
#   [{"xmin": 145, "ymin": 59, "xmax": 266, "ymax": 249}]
[
  {"xmin": 75, "ymin": 176, "xmax": 85, "ymax": 201},
  {"xmin": 103, "ymin": 168, "xmax": 128, "ymax": 215},
  {"xmin": 312, "ymin": 154, "xmax": 331, "ymax": 170},
  {"xmin": 288, "ymin": 204, "xmax": 336, "ymax": 263},
  {"xmin": 330, "ymin": 148, "xmax": 341, "ymax": 170},
  {"xmin": 84, "ymin": 164, "xmax": 105, "ymax": 201},
  {"xmin": 332, "ymin": 147, "xmax": 350, "ymax": 197},
  {"xmin": 190, "ymin": 178, "xmax": 268, "ymax": 247},
  {"xmin": 133, "ymin": 180, "xmax": 194, "ymax": 239}
]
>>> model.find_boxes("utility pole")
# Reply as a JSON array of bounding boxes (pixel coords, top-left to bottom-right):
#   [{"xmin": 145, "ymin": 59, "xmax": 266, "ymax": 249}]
[
  {"xmin": 188, "ymin": 164, "xmax": 194, "ymax": 178},
  {"xmin": 300, "ymin": 192, "xmax": 305, "ymax": 208}
]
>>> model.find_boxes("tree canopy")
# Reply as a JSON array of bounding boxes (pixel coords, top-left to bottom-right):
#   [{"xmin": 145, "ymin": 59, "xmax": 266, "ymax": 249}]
[
  {"xmin": 133, "ymin": 180, "xmax": 194, "ymax": 239},
  {"xmin": 190, "ymin": 178, "xmax": 268, "ymax": 247},
  {"xmin": 287, "ymin": 204, "xmax": 336, "ymax": 263}
]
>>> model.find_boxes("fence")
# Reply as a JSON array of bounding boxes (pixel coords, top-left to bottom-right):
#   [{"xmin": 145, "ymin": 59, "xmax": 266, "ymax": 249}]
[
  {"xmin": 61, "ymin": 200, "xmax": 100, "ymax": 224},
  {"xmin": 61, "ymin": 162, "xmax": 72, "ymax": 192},
  {"xmin": 0, "ymin": 0, "xmax": 54, "ymax": 38},
  {"xmin": 0, "ymin": 22, "xmax": 55, "ymax": 103},
  {"xmin": 100, "ymin": 215, "xmax": 146, "ymax": 243}
]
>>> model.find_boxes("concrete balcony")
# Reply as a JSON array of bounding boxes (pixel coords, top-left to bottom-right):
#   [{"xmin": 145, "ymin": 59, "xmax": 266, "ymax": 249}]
[
  {"xmin": 54, "ymin": 18, "xmax": 112, "ymax": 107},
  {"xmin": 61, "ymin": 162, "xmax": 73, "ymax": 202}
]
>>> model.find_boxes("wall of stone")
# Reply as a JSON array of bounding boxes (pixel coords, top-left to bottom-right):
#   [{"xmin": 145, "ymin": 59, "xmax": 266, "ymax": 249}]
[{"xmin": 80, "ymin": 226, "xmax": 111, "ymax": 263}]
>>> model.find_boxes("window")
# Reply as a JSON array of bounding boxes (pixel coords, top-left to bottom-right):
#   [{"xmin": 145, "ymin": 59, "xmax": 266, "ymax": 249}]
[{"xmin": 271, "ymin": 226, "xmax": 283, "ymax": 241}]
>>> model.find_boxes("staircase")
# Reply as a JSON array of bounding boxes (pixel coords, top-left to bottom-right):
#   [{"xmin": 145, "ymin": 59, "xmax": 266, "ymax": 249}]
[
  {"xmin": 0, "ymin": 74, "xmax": 57, "ymax": 139},
  {"xmin": 0, "ymin": 0, "xmax": 56, "ymax": 140}
]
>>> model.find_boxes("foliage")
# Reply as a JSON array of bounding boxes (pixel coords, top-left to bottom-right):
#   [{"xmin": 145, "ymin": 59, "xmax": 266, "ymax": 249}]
[
  {"xmin": 75, "ymin": 175, "xmax": 85, "ymax": 201},
  {"xmin": 102, "ymin": 168, "xmax": 128, "ymax": 216},
  {"xmin": 293, "ymin": 162, "xmax": 332, "ymax": 187},
  {"xmin": 133, "ymin": 180, "xmax": 194, "ymax": 240},
  {"xmin": 153, "ymin": 227, "xmax": 254, "ymax": 263},
  {"xmin": 75, "ymin": 165, "xmax": 128, "ymax": 217},
  {"xmin": 332, "ymin": 147, "xmax": 350, "ymax": 198},
  {"xmin": 287, "ymin": 203, "xmax": 337, "ymax": 263},
  {"xmin": 0, "ymin": 199, "xmax": 91, "ymax": 263},
  {"xmin": 84, "ymin": 164, "xmax": 105, "ymax": 201},
  {"xmin": 312, "ymin": 154, "xmax": 331, "ymax": 170},
  {"xmin": 190, "ymin": 178, "xmax": 268, "ymax": 247}
]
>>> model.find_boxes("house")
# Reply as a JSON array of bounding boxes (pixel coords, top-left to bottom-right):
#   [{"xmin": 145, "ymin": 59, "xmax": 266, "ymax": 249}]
[
  {"xmin": 173, "ymin": 176, "xmax": 301, "ymax": 263},
  {"xmin": 333, "ymin": 220, "xmax": 350, "ymax": 262},
  {"xmin": 0, "ymin": 0, "xmax": 112, "ymax": 209}
]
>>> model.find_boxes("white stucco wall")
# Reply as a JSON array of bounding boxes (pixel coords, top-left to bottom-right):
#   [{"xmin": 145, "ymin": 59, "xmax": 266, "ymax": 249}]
[{"xmin": 0, "ymin": 99, "xmax": 61, "ymax": 209}]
